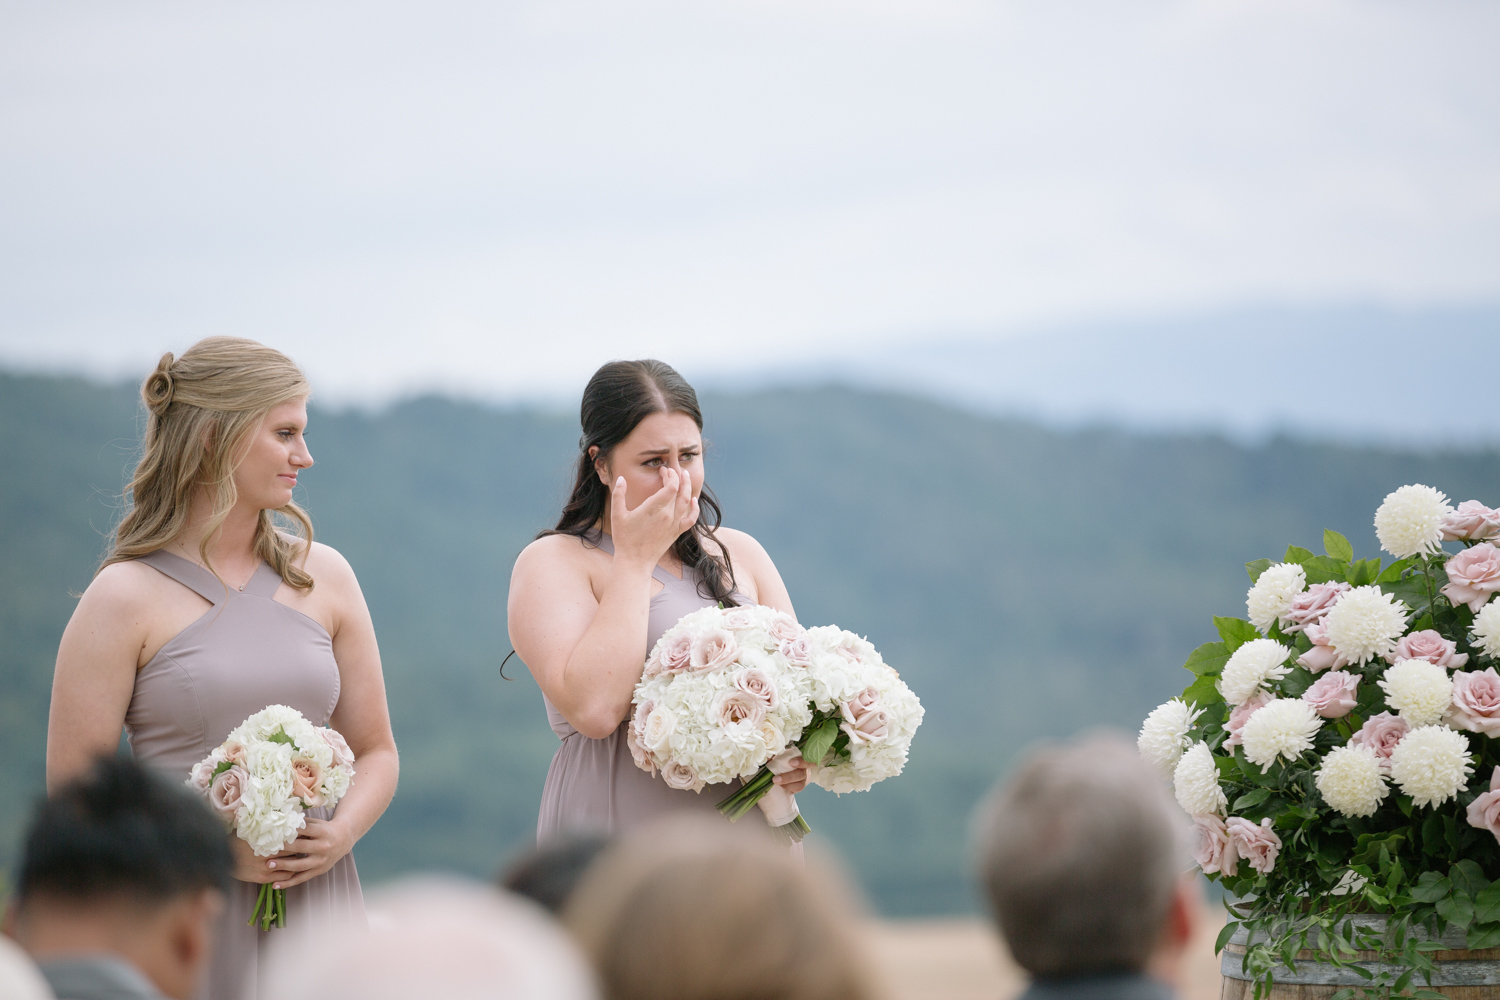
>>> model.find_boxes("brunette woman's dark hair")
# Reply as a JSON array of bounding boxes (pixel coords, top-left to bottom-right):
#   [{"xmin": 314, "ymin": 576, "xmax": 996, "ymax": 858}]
[{"xmin": 541, "ymin": 360, "xmax": 738, "ymax": 607}]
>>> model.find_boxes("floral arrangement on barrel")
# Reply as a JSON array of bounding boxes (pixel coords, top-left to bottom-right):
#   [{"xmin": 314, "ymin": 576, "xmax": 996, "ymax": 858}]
[
  {"xmin": 629, "ymin": 604, "xmax": 923, "ymax": 842},
  {"xmin": 1138, "ymin": 485, "xmax": 1500, "ymax": 999}
]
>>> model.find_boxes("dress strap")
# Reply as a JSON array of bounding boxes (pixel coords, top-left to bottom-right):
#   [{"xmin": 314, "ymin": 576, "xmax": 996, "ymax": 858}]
[
  {"xmin": 595, "ymin": 532, "xmax": 681, "ymax": 588},
  {"xmin": 136, "ymin": 550, "xmax": 230, "ymax": 606},
  {"xmin": 241, "ymin": 561, "xmax": 284, "ymax": 599}
]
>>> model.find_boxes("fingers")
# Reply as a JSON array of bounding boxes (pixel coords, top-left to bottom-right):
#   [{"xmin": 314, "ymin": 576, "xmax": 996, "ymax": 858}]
[
  {"xmin": 610, "ymin": 475, "xmax": 628, "ymax": 522},
  {"xmin": 271, "ymin": 864, "xmax": 329, "ymax": 890}
]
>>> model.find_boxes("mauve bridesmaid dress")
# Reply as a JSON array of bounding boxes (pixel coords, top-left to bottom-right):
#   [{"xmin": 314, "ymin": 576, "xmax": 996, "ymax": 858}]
[
  {"xmin": 125, "ymin": 550, "xmax": 363, "ymax": 1000},
  {"xmin": 536, "ymin": 533, "xmax": 765, "ymax": 840}
]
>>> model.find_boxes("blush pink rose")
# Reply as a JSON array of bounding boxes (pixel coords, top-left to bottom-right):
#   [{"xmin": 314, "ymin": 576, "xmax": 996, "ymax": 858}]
[
  {"xmin": 291, "ymin": 758, "xmax": 325, "ymax": 807},
  {"xmin": 781, "ymin": 635, "xmax": 813, "ymax": 667},
  {"xmin": 1192, "ymin": 815, "xmax": 1239, "ymax": 876},
  {"xmin": 208, "ymin": 765, "xmax": 250, "ymax": 820},
  {"xmin": 1349, "ymin": 711, "xmax": 1409, "ymax": 772},
  {"xmin": 319, "ymin": 729, "xmax": 355, "ymax": 770},
  {"xmin": 1226, "ymin": 816, "xmax": 1282, "ymax": 875},
  {"xmin": 1442, "ymin": 543, "xmax": 1500, "ymax": 613},
  {"xmin": 690, "ymin": 628, "xmax": 739, "ymax": 672},
  {"xmin": 841, "ymin": 687, "xmax": 881, "ymax": 723},
  {"xmin": 767, "ymin": 613, "xmax": 803, "ymax": 643},
  {"xmin": 1466, "ymin": 766, "xmax": 1500, "ymax": 843},
  {"xmin": 1446, "ymin": 668, "xmax": 1500, "ymax": 737},
  {"xmin": 188, "ymin": 756, "xmax": 222, "ymax": 793},
  {"xmin": 733, "ymin": 668, "xmax": 780, "ymax": 709},
  {"xmin": 1297, "ymin": 620, "xmax": 1345, "ymax": 673},
  {"xmin": 842, "ymin": 709, "xmax": 891, "ymax": 745},
  {"xmin": 660, "ymin": 760, "xmax": 703, "ymax": 792},
  {"xmin": 1443, "ymin": 501, "xmax": 1500, "ymax": 541},
  {"xmin": 721, "ymin": 609, "xmax": 757, "ymax": 631},
  {"xmin": 715, "ymin": 689, "xmax": 766, "ymax": 728},
  {"xmin": 1388, "ymin": 629, "xmax": 1468, "ymax": 669},
  {"xmin": 659, "ymin": 632, "xmax": 694, "ymax": 673},
  {"xmin": 626, "ymin": 725, "xmax": 655, "ymax": 774},
  {"xmin": 1302, "ymin": 670, "xmax": 1360, "ymax": 719},
  {"xmin": 1224, "ymin": 691, "xmax": 1273, "ymax": 747},
  {"xmin": 632, "ymin": 699, "xmax": 655, "ymax": 739},
  {"xmin": 1280, "ymin": 582, "xmax": 1351, "ymax": 633}
]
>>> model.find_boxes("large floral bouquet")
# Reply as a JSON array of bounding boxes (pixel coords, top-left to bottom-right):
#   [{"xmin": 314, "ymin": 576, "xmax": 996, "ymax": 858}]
[
  {"xmin": 629, "ymin": 604, "xmax": 923, "ymax": 841},
  {"xmin": 1138, "ymin": 485, "xmax": 1500, "ymax": 999},
  {"xmin": 186, "ymin": 705, "xmax": 356, "ymax": 930}
]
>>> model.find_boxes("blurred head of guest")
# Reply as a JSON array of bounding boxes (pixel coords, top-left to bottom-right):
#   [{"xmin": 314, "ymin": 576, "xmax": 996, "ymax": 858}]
[
  {"xmin": 977, "ymin": 734, "xmax": 1201, "ymax": 1000},
  {"xmin": 8, "ymin": 756, "xmax": 231, "ymax": 1000},
  {"xmin": 500, "ymin": 833, "xmax": 612, "ymax": 916},
  {"xmin": 262, "ymin": 877, "xmax": 596, "ymax": 1000},
  {"xmin": 565, "ymin": 817, "xmax": 879, "ymax": 1000}
]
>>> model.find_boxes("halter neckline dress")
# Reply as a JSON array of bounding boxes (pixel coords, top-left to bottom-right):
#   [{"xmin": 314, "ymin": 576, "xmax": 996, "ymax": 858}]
[
  {"xmin": 126, "ymin": 549, "xmax": 363, "ymax": 1000},
  {"xmin": 536, "ymin": 533, "xmax": 764, "ymax": 840}
]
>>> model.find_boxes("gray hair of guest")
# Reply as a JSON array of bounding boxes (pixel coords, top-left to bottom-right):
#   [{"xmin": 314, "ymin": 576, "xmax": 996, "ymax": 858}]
[{"xmin": 976, "ymin": 734, "xmax": 1188, "ymax": 979}]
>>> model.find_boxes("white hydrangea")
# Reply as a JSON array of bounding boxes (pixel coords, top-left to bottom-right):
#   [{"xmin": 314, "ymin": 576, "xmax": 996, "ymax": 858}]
[
  {"xmin": 1138, "ymin": 698, "xmax": 1204, "ymax": 777},
  {"xmin": 1247, "ymin": 563, "xmax": 1307, "ymax": 634},
  {"xmin": 1322, "ymin": 586, "xmax": 1409, "ymax": 665},
  {"xmin": 1240, "ymin": 698, "xmax": 1322, "ymax": 772},
  {"xmin": 1378, "ymin": 658, "xmax": 1453, "ymax": 726},
  {"xmin": 1388, "ymin": 725, "xmax": 1474, "ymax": 808},
  {"xmin": 1374, "ymin": 484, "xmax": 1453, "ymax": 559},
  {"xmin": 804, "ymin": 628, "xmax": 924, "ymax": 794},
  {"xmin": 1315, "ymin": 745, "xmax": 1388, "ymax": 817},
  {"xmin": 1218, "ymin": 639, "xmax": 1294, "ymax": 706},
  {"xmin": 1473, "ymin": 597, "xmax": 1500, "ymax": 659},
  {"xmin": 1173, "ymin": 742, "xmax": 1227, "ymax": 816}
]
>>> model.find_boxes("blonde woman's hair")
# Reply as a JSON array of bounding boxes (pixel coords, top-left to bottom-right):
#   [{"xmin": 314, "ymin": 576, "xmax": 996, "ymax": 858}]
[
  {"xmin": 101, "ymin": 337, "xmax": 316, "ymax": 590},
  {"xmin": 564, "ymin": 817, "xmax": 881, "ymax": 1000}
]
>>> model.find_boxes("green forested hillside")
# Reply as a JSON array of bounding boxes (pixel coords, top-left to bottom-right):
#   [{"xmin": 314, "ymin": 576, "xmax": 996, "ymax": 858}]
[{"xmin": 4, "ymin": 371, "xmax": 1500, "ymax": 913}]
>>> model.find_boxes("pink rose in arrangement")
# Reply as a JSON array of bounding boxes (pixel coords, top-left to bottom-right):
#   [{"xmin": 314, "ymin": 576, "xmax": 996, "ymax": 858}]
[
  {"xmin": 1192, "ymin": 815, "xmax": 1239, "ymax": 876},
  {"xmin": 732, "ymin": 668, "xmax": 780, "ymax": 709},
  {"xmin": 767, "ymin": 613, "xmax": 804, "ymax": 644},
  {"xmin": 188, "ymin": 756, "xmax": 221, "ymax": 793},
  {"xmin": 1297, "ymin": 621, "xmax": 1343, "ymax": 673},
  {"xmin": 781, "ymin": 634, "xmax": 814, "ymax": 667},
  {"xmin": 1226, "ymin": 816, "xmax": 1282, "ymax": 875},
  {"xmin": 690, "ymin": 629, "xmax": 739, "ymax": 672},
  {"xmin": 660, "ymin": 760, "xmax": 703, "ymax": 792},
  {"xmin": 626, "ymin": 726, "xmax": 654, "ymax": 775},
  {"xmin": 1446, "ymin": 668, "xmax": 1500, "ymax": 738},
  {"xmin": 319, "ymin": 729, "xmax": 355, "ymax": 770},
  {"xmin": 659, "ymin": 632, "xmax": 695, "ymax": 673},
  {"xmin": 1442, "ymin": 543, "xmax": 1500, "ymax": 613},
  {"xmin": 721, "ymin": 609, "xmax": 757, "ymax": 631},
  {"xmin": 1224, "ymin": 691, "xmax": 1273, "ymax": 747},
  {"xmin": 1280, "ymin": 582, "xmax": 1351, "ymax": 633},
  {"xmin": 842, "ymin": 708, "xmax": 892, "ymax": 745},
  {"xmin": 208, "ymin": 765, "xmax": 250, "ymax": 819},
  {"xmin": 1302, "ymin": 671, "xmax": 1360, "ymax": 719},
  {"xmin": 1389, "ymin": 629, "xmax": 1468, "ymax": 669},
  {"xmin": 290, "ymin": 758, "xmax": 325, "ymax": 807},
  {"xmin": 1349, "ymin": 712, "xmax": 1409, "ymax": 772},
  {"xmin": 1467, "ymin": 766, "xmax": 1500, "ymax": 844},
  {"xmin": 841, "ymin": 687, "xmax": 881, "ymax": 722},
  {"xmin": 1443, "ymin": 501, "xmax": 1500, "ymax": 541},
  {"xmin": 714, "ymin": 689, "xmax": 766, "ymax": 728}
]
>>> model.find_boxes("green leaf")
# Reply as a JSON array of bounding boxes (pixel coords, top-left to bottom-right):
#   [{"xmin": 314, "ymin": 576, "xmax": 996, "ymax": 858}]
[
  {"xmin": 1215, "ymin": 921, "xmax": 1240, "ymax": 955},
  {"xmin": 266, "ymin": 729, "xmax": 295, "ymax": 746},
  {"xmin": 1422, "ymin": 809, "xmax": 1444, "ymax": 852},
  {"xmin": 1214, "ymin": 616, "xmax": 1261, "ymax": 651},
  {"xmin": 1378, "ymin": 557, "xmax": 1413, "ymax": 584},
  {"xmin": 211, "ymin": 760, "xmax": 235, "ymax": 779},
  {"xmin": 1324, "ymin": 530, "xmax": 1355, "ymax": 562},
  {"xmin": 1301, "ymin": 555, "xmax": 1347, "ymax": 585},
  {"xmin": 798, "ymin": 719, "xmax": 840, "ymax": 765},
  {"xmin": 1452, "ymin": 860, "xmax": 1490, "ymax": 899},
  {"xmin": 1285, "ymin": 545, "xmax": 1318, "ymax": 565},
  {"xmin": 1246, "ymin": 558, "xmax": 1272, "ymax": 584},
  {"xmin": 1182, "ymin": 672, "xmax": 1222, "ymax": 708},
  {"xmin": 1474, "ymin": 883, "xmax": 1500, "ymax": 924},
  {"xmin": 1409, "ymin": 873, "xmax": 1452, "ymax": 904},
  {"xmin": 1445, "ymin": 813, "xmax": 1463, "ymax": 856},
  {"xmin": 1232, "ymin": 788, "xmax": 1272, "ymax": 811},
  {"xmin": 1469, "ymin": 923, "xmax": 1500, "ymax": 950},
  {"xmin": 1347, "ymin": 558, "xmax": 1383, "ymax": 587},
  {"xmin": 1437, "ymin": 893, "xmax": 1474, "ymax": 930},
  {"xmin": 1183, "ymin": 641, "xmax": 1231, "ymax": 677}
]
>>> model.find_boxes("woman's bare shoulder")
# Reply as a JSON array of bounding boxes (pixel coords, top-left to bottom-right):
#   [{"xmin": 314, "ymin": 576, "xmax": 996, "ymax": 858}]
[
  {"xmin": 515, "ymin": 532, "xmax": 599, "ymax": 568},
  {"xmin": 85, "ymin": 559, "xmax": 171, "ymax": 613},
  {"xmin": 711, "ymin": 526, "xmax": 771, "ymax": 562}
]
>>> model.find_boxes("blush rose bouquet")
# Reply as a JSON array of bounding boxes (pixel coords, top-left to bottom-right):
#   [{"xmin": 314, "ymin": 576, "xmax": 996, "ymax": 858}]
[
  {"xmin": 1137, "ymin": 486, "xmax": 1500, "ymax": 1000},
  {"xmin": 629, "ymin": 605, "xmax": 923, "ymax": 842},
  {"xmin": 185, "ymin": 705, "xmax": 355, "ymax": 930}
]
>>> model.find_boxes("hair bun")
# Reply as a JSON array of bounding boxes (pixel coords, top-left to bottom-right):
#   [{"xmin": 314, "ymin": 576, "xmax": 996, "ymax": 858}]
[{"xmin": 143, "ymin": 352, "xmax": 175, "ymax": 415}]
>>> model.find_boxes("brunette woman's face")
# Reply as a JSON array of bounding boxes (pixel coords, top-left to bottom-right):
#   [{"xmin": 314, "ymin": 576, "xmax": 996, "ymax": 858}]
[
  {"xmin": 596, "ymin": 411, "xmax": 703, "ymax": 511},
  {"xmin": 233, "ymin": 398, "xmax": 314, "ymax": 510}
]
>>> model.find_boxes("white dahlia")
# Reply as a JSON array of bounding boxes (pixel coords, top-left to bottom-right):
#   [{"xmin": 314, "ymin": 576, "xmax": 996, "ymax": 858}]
[
  {"xmin": 1315, "ymin": 745, "xmax": 1389, "ymax": 817},
  {"xmin": 1173, "ymin": 742, "xmax": 1227, "ymax": 816},
  {"xmin": 1241, "ymin": 698, "xmax": 1322, "ymax": 772},
  {"xmin": 1218, "ymin": 639, "xmax": 1294, "ymax": 706},
  {"xmin": 1374, "ymin": 484, "xmax": 1453, "ymax": 559},
  {"xmin": 1247, "ymin": 563, "xmax": 1307, "ymax": 634},
  {"xmin": 1473, "ymin": 597, "xmax": 1500, "ymax": 659},
  {"xmin": 1388, "ymin": 725, "xmax": 1474, "ymax": 808},
  {"xmin": 1138, "ymin": 698, "xmax": 1204, "ymax": 777},
  {"xmin": 1378, "ymin": 658, "xmax": 1453, "ymax": 726},
  {"xmin": 1321, "ymin": 586, "xmax": 1409, "ymax": 665}
]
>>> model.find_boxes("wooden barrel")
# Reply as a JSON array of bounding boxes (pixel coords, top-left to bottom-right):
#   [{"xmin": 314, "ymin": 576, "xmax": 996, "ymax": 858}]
[{"xmin": 1221, "ymin": 915, "xmax": 1500, "ymax": 999}]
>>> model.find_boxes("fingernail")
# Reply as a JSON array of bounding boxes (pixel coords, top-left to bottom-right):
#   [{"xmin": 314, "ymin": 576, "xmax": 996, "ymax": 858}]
[
  {"xmin": 273, "ymin": 884, "xmax": 281, "ymax": 890},
  {"xmin": 268, "ymin": 862, "xmax": 276, "ymax": 868}
]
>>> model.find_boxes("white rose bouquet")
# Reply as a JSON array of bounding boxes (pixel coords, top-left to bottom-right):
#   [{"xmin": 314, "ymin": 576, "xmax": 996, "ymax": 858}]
[
  {"xmin": 185, "ymin": 705, "xmax": 356, "ymax": 930},
  {"xmin": 1137, "ymin": 485, "xmax": 1500, "ymax": 999},
  {"xmin": 629, "ymin": 605, "xmax": 923, "ymax": 842}
]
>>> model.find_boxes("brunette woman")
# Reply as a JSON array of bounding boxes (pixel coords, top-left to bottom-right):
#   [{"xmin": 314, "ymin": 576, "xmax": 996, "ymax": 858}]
[
  {"xmin": 46, "ymin": 338, "xmax": 399, "ymax": 1000},
  {"xmin": 508, "ymin": 360, "xmax": 810, "ymax": 839}
]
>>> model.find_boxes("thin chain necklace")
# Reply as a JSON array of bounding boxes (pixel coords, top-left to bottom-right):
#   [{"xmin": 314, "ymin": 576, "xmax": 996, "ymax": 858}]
[{"xmin": 174, "ymin": 542, "xmax": 256, "ymax": 592}]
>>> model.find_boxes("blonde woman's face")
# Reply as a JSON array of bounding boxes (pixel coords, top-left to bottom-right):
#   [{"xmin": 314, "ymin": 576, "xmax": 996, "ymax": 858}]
[
  {"xmin": 597, "ymin": 411, "xmax": 703, "ymax": 512},
  {"xmin": 234, "ymin": 398, "xmax": 313, "ymax": 510}
]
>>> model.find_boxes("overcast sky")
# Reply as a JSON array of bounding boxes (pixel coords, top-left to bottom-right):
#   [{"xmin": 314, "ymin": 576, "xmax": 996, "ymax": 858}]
[{"xmin": 2, "ymin": 0, "xmax": 1497, "ymax": 403}]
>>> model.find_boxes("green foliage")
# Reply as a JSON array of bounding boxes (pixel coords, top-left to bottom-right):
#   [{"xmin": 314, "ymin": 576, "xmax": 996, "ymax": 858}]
[{"xmin": 1325, "ymin": 530, "xmax": 1355, "ymax": 563}]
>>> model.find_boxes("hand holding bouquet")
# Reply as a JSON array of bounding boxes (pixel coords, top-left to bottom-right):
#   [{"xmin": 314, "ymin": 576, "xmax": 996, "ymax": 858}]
[
  {"xmin": 628, "ymin": 604, "xmax": 923, "ymax": 841},
  {"xmin": 185, "ymin": 705, "xmax": 355, "ymax": 930}
]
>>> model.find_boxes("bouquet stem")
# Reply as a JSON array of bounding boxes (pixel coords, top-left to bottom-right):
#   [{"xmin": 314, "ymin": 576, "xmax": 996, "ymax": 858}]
[
  {"xmin": 716, "ymin": 758, "xmax": 812, "ymax": 843},
  {"xmin": 249, "ymin": 882, "xmax": 287, "ymax": 931}
]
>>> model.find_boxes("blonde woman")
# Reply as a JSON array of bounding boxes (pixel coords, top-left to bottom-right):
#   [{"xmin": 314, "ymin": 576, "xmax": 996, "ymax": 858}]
[{"xmin": 46, "ymin": 338, "xmax": 399, "ymax": 1000}]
